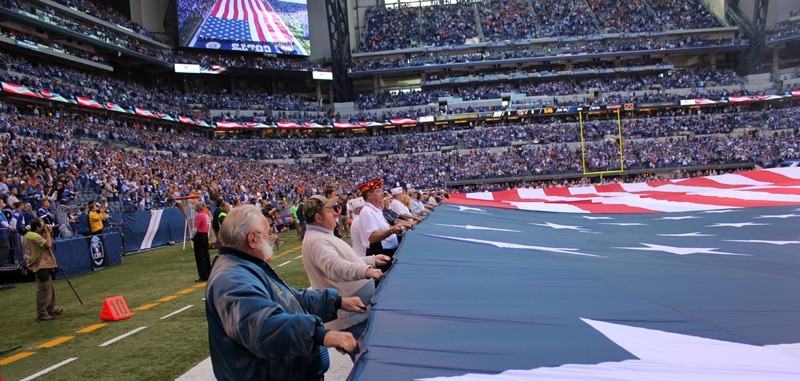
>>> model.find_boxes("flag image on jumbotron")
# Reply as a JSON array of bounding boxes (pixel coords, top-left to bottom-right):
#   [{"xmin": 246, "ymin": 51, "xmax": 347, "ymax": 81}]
[{"xmin": 177, "ymin": 0, "xmax": 310, "ymax": 56}]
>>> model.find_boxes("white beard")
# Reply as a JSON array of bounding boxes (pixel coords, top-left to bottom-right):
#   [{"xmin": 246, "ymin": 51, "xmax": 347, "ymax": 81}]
[{"xmin": 257, "ymin": 239, "xmax": 274, "ymax": 260}]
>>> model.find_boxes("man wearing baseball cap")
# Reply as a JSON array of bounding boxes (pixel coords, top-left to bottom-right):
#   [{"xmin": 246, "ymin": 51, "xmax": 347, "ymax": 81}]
[
  {"xmin": 355, "ymin": 179, "xmax": 402, "ymax": 260},
  {"xmin": 302, "ymin": 194, "xmax": 390, "ymax": 355}
]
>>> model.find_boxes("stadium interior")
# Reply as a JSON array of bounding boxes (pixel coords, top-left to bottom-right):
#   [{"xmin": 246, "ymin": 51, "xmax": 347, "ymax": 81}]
[{"xmin": 0, "ymin": 0, "xmax": 799, "ymax": 379}]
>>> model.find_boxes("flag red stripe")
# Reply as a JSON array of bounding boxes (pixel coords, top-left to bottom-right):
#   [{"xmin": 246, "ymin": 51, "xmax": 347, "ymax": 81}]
[
  {"xmin": 211, "ymin": 0, "xmax": 224, "ymax": 18},
  {"xmin": 573, "ymin": 203, "xmax": 658, "ymax": 214},
  {"xmin": 736, "ymin": 170, "xmax": 800, "ymax": 186},
  {"xmin": 644, "ymin": 193, "xmax": 798, "ymax": 208},
  {"xmin": 667, "ymin": 177, "xmax": 744, "ymax": 189}
]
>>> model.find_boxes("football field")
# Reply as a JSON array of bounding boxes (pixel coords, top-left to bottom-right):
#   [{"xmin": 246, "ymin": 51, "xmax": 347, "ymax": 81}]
[{"xmin": 0, "ymin": 235, "xmax": 310, "ymax": 381}]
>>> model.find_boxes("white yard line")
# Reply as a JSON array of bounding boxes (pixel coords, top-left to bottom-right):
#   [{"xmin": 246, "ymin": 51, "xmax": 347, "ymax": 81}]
[
  {"xmin": 20, "ymin": 357, "xmax": 78, "ymax": 381},
  {"xmin": 161, "ymin": 305, "xmax": 194, "ymax": 320},
  {"xmin": 99, "ymin": 326, "xmax": 147, "ymax": 347}
]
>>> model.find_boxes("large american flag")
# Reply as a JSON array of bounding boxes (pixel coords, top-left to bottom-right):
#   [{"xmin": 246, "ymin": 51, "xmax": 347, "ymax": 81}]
[
  {"xmin": 352, "ymin": 167, "xmax": 800, "ymax": 380},
  {"xmin": 197, "ymin": 0, "xmax": 292, "ymax": 43},
  {"xmin": 448, "ymin": 167, "xmax": 800, "ymax": 214}
]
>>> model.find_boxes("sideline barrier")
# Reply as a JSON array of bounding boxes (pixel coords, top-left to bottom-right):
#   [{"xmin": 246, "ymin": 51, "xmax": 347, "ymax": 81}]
[
  {"xmin": 112, "ymin": 208, "xmax": 186, "ymax": 253},
  {"xmin": 54, "ymin": 232, "xmax": 123, "ymax": 278}
]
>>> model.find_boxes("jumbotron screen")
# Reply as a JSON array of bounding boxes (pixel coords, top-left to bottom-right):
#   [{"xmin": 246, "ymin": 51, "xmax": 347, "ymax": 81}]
[{"xmin": 177, "ymin": 0, "xmax": 310, "ymax": 56}]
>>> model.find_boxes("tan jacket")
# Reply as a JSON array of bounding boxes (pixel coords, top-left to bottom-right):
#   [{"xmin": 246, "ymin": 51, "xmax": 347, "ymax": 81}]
[{"xmin": 24, "ymin": 231, "xmax": 56, "ymax": 272}]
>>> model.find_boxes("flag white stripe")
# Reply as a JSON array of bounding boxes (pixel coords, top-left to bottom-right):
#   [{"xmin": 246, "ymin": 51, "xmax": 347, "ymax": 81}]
[
  {"xmin": 264, "ymin": 5, "xmax": 288, "ymax": 43},
  {"xmin": 255, "ymin": 0, "xmax": 280, "ymax": 42},
  {"xmin": 706, "ymin": 173, "xmax": 773, "ymax": 186},
  {"xmin": 140, "ymin": 209, "xmax": 164, "ymax": 250},
  {"xmin": 245, "ymin": 0, "xmax": 259, "ymax": 40}
]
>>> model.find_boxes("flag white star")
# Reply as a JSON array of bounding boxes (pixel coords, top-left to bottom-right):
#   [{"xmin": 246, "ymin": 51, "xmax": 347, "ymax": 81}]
[
  {"xmin": 422, "ymin": 319, "xmax": 800, "ymax": 380},
  {"xmin": 706, "ymin": 222, "xmax": 769, "ymax": 228},
  {"xmin": 725, "ymin": 240, "xmax": 800, "ymax": 245},
  {"xmin": 423, "ymin": 234, "xmax": 605, "ymax": 257},
  {"xmin": 455, "ymin": 206, "xmax": 487, "ymax": 213},
  {"xmin": 433, "ymin": 224, "xmax": 521, "ymax": 232},
  {"xmin": 601, "ymin": 223, "xmax": 648, "ymax": 226},
  {"xmin": 754, "ymin": 214, "xmax": 800, "ymax": 219},
  {"xmin": 531, "ymin": 222, "xmax": 586, "ymax": 230},
  {"xmin": 701, "ymin": 209, "xmax": 738, "ymax": 214},
  {"xmin": 615, "ymin": 243, "xmax": 750, "ymax": 256},
  {"xmin": 657, "ymin": 232, "xmax": 715, "ymax": 237},
  {"xmin": 656, "ymin": 215, "xmax": 700, "ymax": 220},
  {"xmin": 583, "ymin": 216, "xmax": 613, "ymax": 220}
]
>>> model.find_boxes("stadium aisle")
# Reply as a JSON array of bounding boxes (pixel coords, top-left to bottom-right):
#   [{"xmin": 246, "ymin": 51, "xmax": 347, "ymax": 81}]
[{"xmin": 175, "ymin": 351, "xmax": 353, "ymax": 380}]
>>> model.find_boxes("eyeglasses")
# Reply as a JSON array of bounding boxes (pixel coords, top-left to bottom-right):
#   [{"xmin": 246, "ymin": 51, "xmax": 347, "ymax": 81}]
[{"xmin": 252, "ymin": 230, "xmax": 279, "ymax": 246}]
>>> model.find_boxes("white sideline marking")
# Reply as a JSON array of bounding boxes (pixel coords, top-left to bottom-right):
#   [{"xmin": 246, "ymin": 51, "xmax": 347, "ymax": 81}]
[
  {"xmin": 99, "ymin": 326, "xmax": 147, "ymax": 347},
  {"xmin": 278, "ymin": 261, "xmax": 291, "ymax": 267},
  {"xmin": 20, "ymin": 357, "xmax": 78, "ymax": 381},
  {"xmin": 294, "ymin": 255, "xmax": 303, "ymax": 259},
  {"xmin": 161, "ymin": 305, "xmax": 194, "ymax": 320}
]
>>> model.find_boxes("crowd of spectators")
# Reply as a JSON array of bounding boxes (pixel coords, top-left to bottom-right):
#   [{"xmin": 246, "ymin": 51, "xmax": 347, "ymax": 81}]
[
  {"xmin": 639, "ymin": 69, "xmax": 743, "ymax": 89},
  {"xmin": 51, "ymin": 0, "xmax": 159, "ymax": 40},
  {"xmin": 353, "ymin": 69, "xmax": 743, "ymax": 112},
  {"xmin": 351, "ymin": 34, "xmax": 743, "ymax": 73},
  {"xmin": 533, "ymin": 0, "xmax": 599, "ymax": 38},
  {"xmin": 0, "ymin": 50, "xmax": 323, "ymax": 123},
  {"xmin": 648, "ymin": 0, "xmax": 723, "ymax": 30},
  {"xmin": 586, "ymin": 0, "xmax": 664, "ymax": 34},
  {"xmin": 1, "ymin": 100, "xmax": 798, "ymax": 212},
  {"xmin": 357, "ymin": 0, "xmax": 726, "ymax": 53},
  {"xmin": 767, "ymin": 17, "xmax": 800, "ymax": 43},
  {"xmin": 419, "ymin": 3, "xmax": 478, "ymax": 47},
  {"xmin": 0, "ymin": 26, "xmax": 109, "ymax": 64},
  {"xmin": 480, "ymin": 0, "xmax": 537, "ymax": 41}
]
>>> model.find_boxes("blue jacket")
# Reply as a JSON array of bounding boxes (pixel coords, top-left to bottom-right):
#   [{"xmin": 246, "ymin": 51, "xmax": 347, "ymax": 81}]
[{"xmin": 206, "ymin": 247, "xmax": 341, "ymax": 381}]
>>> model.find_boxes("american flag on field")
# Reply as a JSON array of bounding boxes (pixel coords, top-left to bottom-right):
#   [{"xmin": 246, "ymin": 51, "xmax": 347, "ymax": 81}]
[
  {"xmin": 448, "ymin": 168, "xmax": 800, "ymax": 214},
  {"xmin": 198, "ymin": 0, "xmax": 292, "ymax": 43},
  {"xmin": 353, "ymin": 167, "xmax": 800, "ymax": 381}
]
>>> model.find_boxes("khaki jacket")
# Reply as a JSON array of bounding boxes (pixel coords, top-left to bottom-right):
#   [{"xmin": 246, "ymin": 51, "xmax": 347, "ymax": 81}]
[{"xmin": 24, "ymin": 231, "xmax": 56, "ymax": 272}]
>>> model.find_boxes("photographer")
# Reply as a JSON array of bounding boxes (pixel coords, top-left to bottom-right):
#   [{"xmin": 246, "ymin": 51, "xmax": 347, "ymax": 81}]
[
  {"xmin": 88, "ymin": 203, "xmax": 108, "ymax": 236},
  {"xmin": 24, "ymin": 218, "xmax": 62, "ymax": 321}
]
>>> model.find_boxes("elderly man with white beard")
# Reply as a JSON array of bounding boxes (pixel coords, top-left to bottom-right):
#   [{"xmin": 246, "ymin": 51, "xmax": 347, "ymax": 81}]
[{"xmin": 205, "ymin": 205, "xmax": 365, "ymax": 381}]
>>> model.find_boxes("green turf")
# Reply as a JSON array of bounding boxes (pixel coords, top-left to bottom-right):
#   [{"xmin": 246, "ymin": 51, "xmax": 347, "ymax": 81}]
[{"xmin": 0, "ymin": 234, "xmax": 315, "ymax": 380}]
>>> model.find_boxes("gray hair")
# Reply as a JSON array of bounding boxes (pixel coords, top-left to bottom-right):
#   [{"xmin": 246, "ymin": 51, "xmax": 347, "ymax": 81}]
[{"xmin": 218, "ymin": 205, "xmax": 264, "ymax": 248}]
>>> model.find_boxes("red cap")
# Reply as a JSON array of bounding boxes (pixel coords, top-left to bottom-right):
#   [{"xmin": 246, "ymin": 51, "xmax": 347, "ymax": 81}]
[{"xmin": 358, "ymin": 178, "xmax": 383, "ymax": 193}]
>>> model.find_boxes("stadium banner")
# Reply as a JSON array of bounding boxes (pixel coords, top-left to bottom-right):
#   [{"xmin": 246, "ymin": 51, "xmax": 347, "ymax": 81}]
[
  {"xmin": 390, "ymin": 118, "xmax": 418, "ymax": 125},
  {"xmin": 40, "ymin": 90, "xmax": 74, "ymax": 104},
  {"xmin": 245, "ymin": 122, "xmax": 273, "ymax": 128},
  {"xmin": 15, "ymin": 39, "xmax": 39, "ymax": 51},
  {"xmin": 333, "ymin": 122, "xmax": 359, "ymax": 129},
  {"xmin": 117, "ymin": 208, "xmax": 186, "ymax": 253},
  {"xmin": 157, "ymin": 112, "xmax": 177, "ymax": 122},
  {"xmin": 178, "ymin": 115, "xmax": 196, "ymax": 124},
  {"xmin": 135, "ymin": 107, "xmax": 156, "ymax": 118},
  {"xmin": 105, "ymin": 102, "xmax": 130, "ymax": 113},
  {"xmin": 192, "ymin": 41, "xmax": 302, "ymax": 55},
  {"xmin": 2, "ymin": 82, "xmax": 40, "ymax": 97},
  {"xmin": 277, "ymin": 121, "xmax": 303, "ymax": 128},
  {"xmin": 75, "ymin": 96, "xmax": 104, "ymax": 109},
  {"xmin": 216, "ymin": 121, "xmax": 244, "ymax": 129}
]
